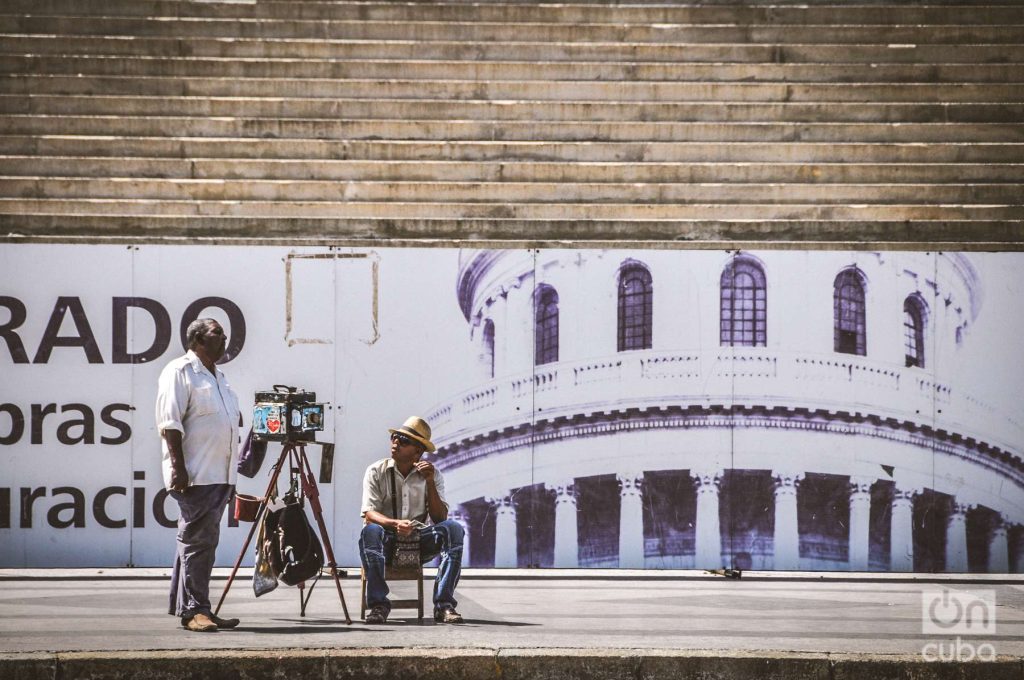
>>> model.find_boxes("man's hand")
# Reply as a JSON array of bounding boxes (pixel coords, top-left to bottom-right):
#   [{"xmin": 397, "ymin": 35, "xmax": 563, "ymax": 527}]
[
  {"xmin": 170, "ymin": 463, "xmax": 189, "ymax": 493},
  {"xmin": 393, "ymin": 519, "xmax": 417, "ymax": 537},
  {"xmin": 414, "ymin": 460, "xmax": 435, "ymax": 482},
  {"xmin": 163, "ymin": 429, "xmax": 189, "ymax": 493}
]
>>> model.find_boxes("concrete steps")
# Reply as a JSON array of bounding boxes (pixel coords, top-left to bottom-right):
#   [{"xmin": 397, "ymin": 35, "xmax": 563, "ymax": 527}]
[
  {"xmin": 6, "ymin": 97, "xmax": 1022, "ymax": 123},
  {"xmin": 9, "ymin": 0, "xmax": 1024, "ymax": 24},
  {"xmin": 1, "ymin": 0, "xmax": 1021, "ymax": 244},
  {"xmin": 3, "ymin": 16, "xmax": 1024, "ymax": 44},
  {"xmin": 6, "ymin": 157, "xmax": 1023, "ymax": 184},
  {"xmin": 1, "ymin": 215, "xmax": 1015, "ymax": 246},
  {"xmin": 5, "ymin": 198, "xmax": 1022, "ymax": 221},
  {"xmin": 4, "ymin": 35, "xmax": 1023, "ymax": 64},
  {"xmin": 7, "ymin": 75, "xmax": 1023, "ymax": 103},
  {"xmin": 8, "ymin": 137, "xmax": 1024, "ymax": 161},
  {"xmin": 3, "ymin": 137, "xmax": 1022, "ymax": 163},
  {"xmin": 4, "ymin": 177, "xmax": 1021, "ymax": 204},
  {"xmin": 6, "ymin": 115, "xmax": 1023, "ymax": 142},
  {"xmin": 7, "ymin": 56, "xmax": 1024, "ymax": 83}
]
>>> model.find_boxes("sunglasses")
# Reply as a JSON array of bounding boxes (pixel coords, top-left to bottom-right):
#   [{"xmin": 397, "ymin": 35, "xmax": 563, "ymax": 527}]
[{"xmin": 391, "ymin": 433, "xmax": 415, "ymax": 447}]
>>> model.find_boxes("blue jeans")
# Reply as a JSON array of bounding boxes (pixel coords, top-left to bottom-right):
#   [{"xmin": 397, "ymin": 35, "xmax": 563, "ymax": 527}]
[{"xmin": 359, "ymin": 520, "xmax": 464, "ymax": 614}]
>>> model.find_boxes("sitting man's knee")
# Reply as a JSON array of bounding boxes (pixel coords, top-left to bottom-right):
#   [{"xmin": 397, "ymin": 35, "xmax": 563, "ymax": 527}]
[
  {"xmin": 361, "ymin": 523, "xmax": 385, "ymax": 542},
  {"xmin": 441, "ymin": 519, "xmax": 465, "ymax": 543}
]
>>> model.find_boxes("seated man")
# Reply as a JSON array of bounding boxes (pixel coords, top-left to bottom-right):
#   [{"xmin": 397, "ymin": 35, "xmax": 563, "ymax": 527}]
[{"xmin": 359, "ymin": 416, "xmax": 465, "ymax": 624}]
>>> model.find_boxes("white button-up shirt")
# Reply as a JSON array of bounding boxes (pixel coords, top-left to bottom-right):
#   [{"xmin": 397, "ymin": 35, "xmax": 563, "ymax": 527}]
[
  {"xmin": 155, "ymin": 350, "xmax": 241, "ymax": 490},
  {"xmin": 361, "ymin": 458, "xmax": 448, "ymax": 521}
]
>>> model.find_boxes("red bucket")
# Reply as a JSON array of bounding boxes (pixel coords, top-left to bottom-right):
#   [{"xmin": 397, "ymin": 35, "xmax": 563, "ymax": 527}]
[{"xmin": 234, "ymin": 493, "xmax": 262, "ymax": 522}]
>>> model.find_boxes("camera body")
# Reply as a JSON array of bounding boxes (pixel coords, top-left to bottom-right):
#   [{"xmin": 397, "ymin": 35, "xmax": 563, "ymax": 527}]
[{"xmin": 252, "ymin": 385, "xmax": 325, "ymax": 442}]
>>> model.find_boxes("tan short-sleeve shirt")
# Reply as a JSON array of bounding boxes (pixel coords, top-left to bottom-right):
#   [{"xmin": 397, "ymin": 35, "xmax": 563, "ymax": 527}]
[{"xmin": 360, "ymin": 458, "xmax": 448, "ymax": 521}]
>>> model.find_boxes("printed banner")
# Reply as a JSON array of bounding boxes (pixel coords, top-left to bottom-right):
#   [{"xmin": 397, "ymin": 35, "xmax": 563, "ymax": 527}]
[{"xmin": 1, "ymin": 245, "xmax": 1022, "ymax": 572}]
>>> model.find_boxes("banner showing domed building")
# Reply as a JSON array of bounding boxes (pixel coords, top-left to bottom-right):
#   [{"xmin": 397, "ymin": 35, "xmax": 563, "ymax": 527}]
[
  {"xmin": 0, "ymin": 245, "xmax": 1020, "ymax": 572},
  {"xmin": 428, "ymin": 249, "xmax": 1023, "ymax": 573}
]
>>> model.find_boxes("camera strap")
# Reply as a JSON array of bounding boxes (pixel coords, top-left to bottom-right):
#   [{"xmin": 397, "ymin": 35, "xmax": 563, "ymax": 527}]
[
  {"xmin": 388, "ymin": 466, "xmax": 422, "ymax": 568},
  {"xmin": 390, "ymin": 466, "xmax": 398, "ymax": 520},
  {"xmin": 389, "ymin": 465, "xmax": 428, "ymax": 523}
]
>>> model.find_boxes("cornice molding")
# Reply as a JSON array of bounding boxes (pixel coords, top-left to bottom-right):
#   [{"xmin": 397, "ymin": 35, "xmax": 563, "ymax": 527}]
[{"xmin": 432, "ymin": 404, "xmax": 1024, "ymax": 483}]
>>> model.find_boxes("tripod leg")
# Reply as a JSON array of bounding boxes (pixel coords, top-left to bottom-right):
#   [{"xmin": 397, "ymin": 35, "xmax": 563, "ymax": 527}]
[
  {"xmin": 328, "ymin": 565, "xmax": 352, "ymax": 624},
  {"xmin": 213, "ymin": 444, "xmax": 289, "ymax": 616},
  {"xmin": 297, "ymin": 445, "xmax": 352, "ymax": 624}
]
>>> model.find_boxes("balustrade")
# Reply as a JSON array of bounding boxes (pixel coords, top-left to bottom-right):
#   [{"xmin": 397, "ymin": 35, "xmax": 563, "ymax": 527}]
[
  {"xmin": 574, "ymin": 360, "xmax": 622, "ymax": 386},
  {"xmin": 640, "ymin": 354, "xmax": 700, "ymax": 379},
  {"xmin": 427, "ymin": 348, "xmax": 1022, "ymax": 459},
  {"xmin": 463, "ymin": 386, "xmax": 497, "ymax": 413}
]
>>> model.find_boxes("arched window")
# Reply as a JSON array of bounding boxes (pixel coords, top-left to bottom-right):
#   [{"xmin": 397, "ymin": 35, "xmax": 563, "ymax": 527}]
[
  {"xmin": 534, "ymin": 285, "xmax": 559, "ymax": 365},
  {"xmin": 482, "ymin": 319, "xmax": 495, "ymax": 378},
  {"xmin": 834, "ymin": 268, "xmax": 866, "ymax": 356},
  {"xmin": 617, "ymin": 263, "xmax": 653, "ymax": 351},
  {"xmin": 720, "ymin": 258, "xmax": 766, "ymax": 347},
  {"xmin": 903, "ymin": 297, "xmax": 926, "ymax": 368}
]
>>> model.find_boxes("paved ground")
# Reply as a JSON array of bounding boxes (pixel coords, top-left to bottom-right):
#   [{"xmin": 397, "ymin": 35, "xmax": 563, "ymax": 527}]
[{"xmin": 0, "ymin": 569, "xmax": 1021, "ymax": 658}]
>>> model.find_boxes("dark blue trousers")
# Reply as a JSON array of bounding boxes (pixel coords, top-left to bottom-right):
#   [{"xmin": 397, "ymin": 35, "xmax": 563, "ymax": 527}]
[
  {"xmin": 168, "ymin": 483, "xmax": 234, "ymax": 621},
  {"xmin": 359, "ymin": 520, "xmax": 465, "ymax": 614}
]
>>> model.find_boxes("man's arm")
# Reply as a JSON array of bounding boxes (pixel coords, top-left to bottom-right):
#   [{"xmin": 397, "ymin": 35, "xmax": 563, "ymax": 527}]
[
  {"xmin": 156, "ymin": 364, "xmax": 190, "ymax": 492},
  {"xmin": 415, "ymin": 461, "xmax": 448, "ymax": 524},
  {"xmin": 364, "ymin": 509, "xmax": 417, "ymax": 537},
  {"xmin": 162, "ymin": 429, "xmax": 189, "ymax": 492}
]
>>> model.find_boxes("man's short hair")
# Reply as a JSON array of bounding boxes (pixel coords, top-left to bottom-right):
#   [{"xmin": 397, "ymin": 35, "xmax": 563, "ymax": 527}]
[{"xmin": 186, "ymin": 318, "xmax": 219, "ymax": 349}]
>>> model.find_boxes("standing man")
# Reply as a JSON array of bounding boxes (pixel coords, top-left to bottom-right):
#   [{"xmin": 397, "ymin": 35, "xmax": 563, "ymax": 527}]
[
  {"xmin": 360, "ymin": 416, "xmax": 465, "ymax": 624},
  {"xmin": 155, "ymin": 318, "xmax": 242, "ymax": 633}
]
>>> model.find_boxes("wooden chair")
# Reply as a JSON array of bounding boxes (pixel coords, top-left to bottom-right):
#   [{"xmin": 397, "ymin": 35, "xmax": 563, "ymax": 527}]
[{"xmin": 360, "ymin": 561, "xmax": 425, "ymax": 622}]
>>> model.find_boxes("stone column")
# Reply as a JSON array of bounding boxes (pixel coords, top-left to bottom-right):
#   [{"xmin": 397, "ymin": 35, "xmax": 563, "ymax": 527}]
[
  {"xmin": 1014, "ymin": 525, "xmax": 1024, "ymax": 574},
  {"xmin": 551, "ymin": 480, "xmax": 579, "ymax": 568},
  {"xmin": 944, "ymin": 502, "xmax": 969, "ymax": 573},
  {"xmin": 772, "ymin": 472, "xmax": 804, "ymax": 571},
  {"xmin": 988, "ymin": 515, "xmax": 1010, "ymax": 574},
  {"xmin": 488, "ymin": 495, "xmax": 518, "ymax": 568},
  {"xmin": 450, "ymin": 507, "xmax": 471, "ymax": 569},
  {"xmin": 617, "ymin": 472, "xmax": 645, "ymax": 569},
  {"xmin": 847, "ymin": 479, "xmax": 873, "ymax": 572},
  {"xmin": 692, "ymin": 470, "xmax": 723, "ymax": 569},
  {"xmin": 890, "ymin": 488, "xmax": 916, "ymax": 572}
]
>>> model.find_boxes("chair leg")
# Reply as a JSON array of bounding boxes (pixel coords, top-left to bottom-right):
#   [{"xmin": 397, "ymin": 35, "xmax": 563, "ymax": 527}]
[
  {"xmin": 417, "ymin": 570, "xmax": 424, "ymax": 622},
  {"xmin": 360, "ymin": 569, "xmax": 366, "ymax": 620}
]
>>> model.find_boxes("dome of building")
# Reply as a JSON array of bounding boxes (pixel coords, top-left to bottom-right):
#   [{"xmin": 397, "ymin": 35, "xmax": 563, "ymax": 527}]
[{"xmin": 428, "ymin": 249, "xmax": 1022, "ymax": 572}]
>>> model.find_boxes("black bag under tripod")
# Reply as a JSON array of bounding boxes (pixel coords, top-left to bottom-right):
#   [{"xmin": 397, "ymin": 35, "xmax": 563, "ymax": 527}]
[{"xmin": 264, "ymin": 492, "xmax": 325, "ymax": 587}]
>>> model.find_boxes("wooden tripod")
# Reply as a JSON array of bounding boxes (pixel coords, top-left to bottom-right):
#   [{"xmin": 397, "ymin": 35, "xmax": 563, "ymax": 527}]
[{"xmin": 214, "ymin": 440, "xmax": 352, "ymax": 624}]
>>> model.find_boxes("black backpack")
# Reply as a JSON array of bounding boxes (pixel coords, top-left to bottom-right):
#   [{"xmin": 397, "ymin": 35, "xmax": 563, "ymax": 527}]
[{"xmin": 262, "ymin": 494, "xmax": 324, "ymax": 587}]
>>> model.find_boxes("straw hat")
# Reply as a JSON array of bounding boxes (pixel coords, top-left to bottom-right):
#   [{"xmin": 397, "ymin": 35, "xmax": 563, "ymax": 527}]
[{"xmin": 388, "ymin": 416, "xmax": 436, "ymax": 453}]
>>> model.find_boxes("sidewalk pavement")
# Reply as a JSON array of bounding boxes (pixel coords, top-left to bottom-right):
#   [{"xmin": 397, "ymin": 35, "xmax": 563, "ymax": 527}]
[{"xmin": 1, "ymin": 569, "xmax": 1021, "ymax": 679}]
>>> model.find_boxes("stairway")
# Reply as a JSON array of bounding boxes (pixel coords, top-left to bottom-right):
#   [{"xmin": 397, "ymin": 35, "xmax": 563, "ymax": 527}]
[{"xmin": 1, "ymin": 0, "xmax": 1022, "ymax": 244}]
